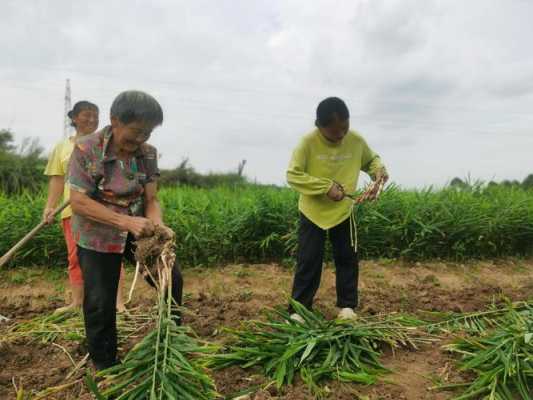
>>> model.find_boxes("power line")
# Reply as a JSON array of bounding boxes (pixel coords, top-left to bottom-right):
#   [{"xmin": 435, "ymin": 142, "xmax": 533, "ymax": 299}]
[{"xmin": 4, "ymin": 65, "xmax": 533, "ymax": 117}]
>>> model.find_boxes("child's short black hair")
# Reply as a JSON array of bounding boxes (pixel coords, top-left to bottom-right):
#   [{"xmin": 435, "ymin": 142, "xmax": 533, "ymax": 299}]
[{"xmin": 315, "ymin": 97, "xmax": 350, "ymax": 127}]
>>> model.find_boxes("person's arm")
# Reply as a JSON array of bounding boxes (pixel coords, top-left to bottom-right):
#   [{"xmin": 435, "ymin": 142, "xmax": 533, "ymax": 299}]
[
  {"xmin": 143, "ymin": 182, "xmax": 174, "ymax": 238},
  {"xmin": 68, "ymin": 144, "xmax": 154, "ymax": 238},
  {"xmin": 358, "ymin": 138, "xmax": 389, "ymax": 202},
  {"xmin": 43, "ymin": 144, "xmax": 66, "ymax": 223},
  {"xmin": 144, "ymin": 182, "xmax": 163, "ymax": 226},
  {"xmin": 142, "ymin": 147, "xmax": 174, "ymax": 238},
  {"xmin": 286, "ymin": 141, "xmax": 344, "ymax": 200},
  {"xmin": 43, "ymin": 176, "xmax": 64, "ymax": 223},
  {"xmin": 70, "ymin": 190, "xmax": 123, "ymax": 227},
  {"xmin": 69, "ymin": 190, "xmax": 153, "ymax": 237},
  {"xmin": 361, "ymin": 139, "xmax": 388, "ymax": 182}
]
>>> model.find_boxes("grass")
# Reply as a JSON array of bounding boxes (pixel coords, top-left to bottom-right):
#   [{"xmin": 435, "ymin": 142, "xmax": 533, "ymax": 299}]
[{"xmin": 0, "ymin": 266, "xmax": 65, "ymax": 288}]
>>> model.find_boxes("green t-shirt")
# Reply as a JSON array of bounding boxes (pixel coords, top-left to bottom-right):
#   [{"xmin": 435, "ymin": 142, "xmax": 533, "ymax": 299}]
[{"xmin": 286, "ymin": 129, "xmax": 386, "ymax": 229}]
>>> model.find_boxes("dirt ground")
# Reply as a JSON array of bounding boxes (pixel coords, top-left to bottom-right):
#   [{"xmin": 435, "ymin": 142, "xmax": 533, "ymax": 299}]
[{"xmin": 1, "ymin": 258, "xmax": 532, "ymax": 399}]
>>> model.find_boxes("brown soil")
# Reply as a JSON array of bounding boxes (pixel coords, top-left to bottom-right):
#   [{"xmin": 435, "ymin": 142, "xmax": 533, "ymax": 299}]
[{"xmin": 1, "ymin": 258, "xmax": 532, "ymax": 399}]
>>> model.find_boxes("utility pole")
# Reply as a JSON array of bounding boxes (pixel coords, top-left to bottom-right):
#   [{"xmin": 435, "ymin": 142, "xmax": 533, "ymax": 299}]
[
  {"xmin": 63, "ymin": 79, "xmax": 72, "ymax": 138},
  {"xmin": 238, "ymin": 159, "xmax": 247, "ymax": 176}
]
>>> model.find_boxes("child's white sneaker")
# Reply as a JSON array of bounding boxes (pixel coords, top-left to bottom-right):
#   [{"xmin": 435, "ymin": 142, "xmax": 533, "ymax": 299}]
[
  {"xmin": 289, "ymin": 313, "xmax": 305, "ymax": 324},
  {"xmin": 337, "ymin": 308, "xmax": 358, "ymax": 320}
]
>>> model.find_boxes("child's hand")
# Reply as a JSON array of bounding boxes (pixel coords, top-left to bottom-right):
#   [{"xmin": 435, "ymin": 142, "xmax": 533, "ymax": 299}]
[
  {"xmin": 356, "ymin": 172, "xmax": 388, "ymax": 203},
  {"xmin": 375, "ymin": 169, "xmax": 389, "ymax": 185},
  {"xmin": 327, "ymin": 182, "xmax": 345, "ymax": 201}
]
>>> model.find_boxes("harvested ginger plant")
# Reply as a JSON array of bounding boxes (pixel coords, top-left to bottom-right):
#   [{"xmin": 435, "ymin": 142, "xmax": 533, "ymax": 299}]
[
  {"xmin": 209, "ymin": 300, "xmax": 433, "ymax": 398},
  {"xmin": 133, "ymin": 226, "xmax": 177, "ymax": 295}
]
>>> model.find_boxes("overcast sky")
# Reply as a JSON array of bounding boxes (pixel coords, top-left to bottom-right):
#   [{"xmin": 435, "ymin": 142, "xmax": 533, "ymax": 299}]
[{"xmin": 1, "ymin": 0, "xmax": 532, "ymax": 188}]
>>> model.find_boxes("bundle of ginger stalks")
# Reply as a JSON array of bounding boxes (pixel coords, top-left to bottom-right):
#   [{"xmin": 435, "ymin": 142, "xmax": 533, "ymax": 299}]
[{"xmin": 88, "ymin": 227, "xmax": 218, "ymax": 400}]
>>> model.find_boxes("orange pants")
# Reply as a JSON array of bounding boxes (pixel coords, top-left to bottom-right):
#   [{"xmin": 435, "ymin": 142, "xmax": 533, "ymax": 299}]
[
  {"xmin": 62, "ymin": 218, "xmax": 125, "ymax": 286},
  {"xmin": 62, "ymin": 218, "xmax": 83, "ymax": 286}
]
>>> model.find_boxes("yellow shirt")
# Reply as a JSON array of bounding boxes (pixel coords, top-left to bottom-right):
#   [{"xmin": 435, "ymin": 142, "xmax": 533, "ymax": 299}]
[
  {"xmin": 287, "ymin": 129, "xmax": 386, "ymax": 230},
  {"xmin": 44, "ymin": 137, "xmax": 75, "ymax": 219}
]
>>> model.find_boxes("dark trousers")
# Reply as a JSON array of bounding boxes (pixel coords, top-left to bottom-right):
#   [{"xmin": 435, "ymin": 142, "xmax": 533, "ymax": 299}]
[
  {"xmin": 77, "ymin": 235, "xmax": 183, "ymax": 370},
  {"xmin": 290, "ymin": 213, "xmax": 359, "ymax": 311}
]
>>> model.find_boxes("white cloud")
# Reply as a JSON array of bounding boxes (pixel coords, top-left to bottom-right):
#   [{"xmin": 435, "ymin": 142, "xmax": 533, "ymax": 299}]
[{"xmin": 1, "ymin": 0, "xmax": 532, "ymax": 187}]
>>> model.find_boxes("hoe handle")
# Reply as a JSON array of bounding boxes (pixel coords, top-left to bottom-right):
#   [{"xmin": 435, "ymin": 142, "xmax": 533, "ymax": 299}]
[{"xmin": 0, "ymin": 201, "xmax": 70, "ymax": 268}]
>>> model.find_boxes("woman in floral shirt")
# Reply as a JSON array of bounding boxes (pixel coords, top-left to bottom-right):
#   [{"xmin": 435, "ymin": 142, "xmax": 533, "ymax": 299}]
[{"xmin": 68, "ymin": 90, "xmax": 183, "ymax": 370}]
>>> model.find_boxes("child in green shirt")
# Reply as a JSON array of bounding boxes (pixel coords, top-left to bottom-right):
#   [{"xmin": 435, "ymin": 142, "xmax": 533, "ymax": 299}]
[{"xmin": 286, "ymin": 97, "xmax": 388, "ymax": 321}]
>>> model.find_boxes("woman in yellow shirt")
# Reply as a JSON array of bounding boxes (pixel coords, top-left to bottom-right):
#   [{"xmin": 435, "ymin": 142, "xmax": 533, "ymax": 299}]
[
  {"xmin": 43, "ymin": 101, "xmax": 126, "ymax": 313},
  {"xmin": 286, "ymin": 97, "xmax": 388, "ymax": 321}
]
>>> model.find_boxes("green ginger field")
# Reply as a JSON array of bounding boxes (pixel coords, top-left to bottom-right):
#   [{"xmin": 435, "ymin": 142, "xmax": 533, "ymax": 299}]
[{"xmin": 1, "ymin": 184, "xmax": 533, "ymax": 399}]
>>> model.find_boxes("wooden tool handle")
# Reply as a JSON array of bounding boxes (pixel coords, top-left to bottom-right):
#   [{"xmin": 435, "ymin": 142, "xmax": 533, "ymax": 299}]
[{"xmin": 0, "ymin": 201, "xmax": 70, "ymax": 268}]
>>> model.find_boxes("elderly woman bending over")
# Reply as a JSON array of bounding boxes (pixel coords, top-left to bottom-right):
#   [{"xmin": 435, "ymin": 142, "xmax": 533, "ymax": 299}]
[{"xmin": 68, "ymin": 90, "xmax": 183, "ymax": 370}]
